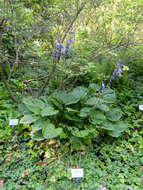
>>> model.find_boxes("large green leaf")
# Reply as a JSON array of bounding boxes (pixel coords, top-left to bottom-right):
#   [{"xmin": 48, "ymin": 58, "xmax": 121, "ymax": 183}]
[
  {"xmin": 20, "ymin": 114, "xmax": 39, "ymax": 124},
  {"xmin": 102, "ymin": 121, "xmax": 116, "ymax": 131},
  {"xmin": 103, "ymin": 93, "xmax": 116, "ymax": 104},
  {"xmin": 103, "ymin": 121, "xmax": 127, "ymax": 137},
  {"xmin": 50, "ymin": 98, "xmax": 63, "ymax": 110},
  {"xmin": 79, "ymin": 107, "xmax": 92, "ymax": 117},
  {"xmin": 55, "ymin": 87, "xmax": 87, "ymax": 105},
  {"xmin": 89, "ymin": 83, "xmax": 100, "ymax": 91},
  {"xmin": 31, "ymin": 130, "xmax": 44, "ymax": 141},
  {"xmin": 23, "ymin": 97, "xmax": 45, "ymax": 114},
  {"xmin": 41, "ymin": 105, "xmax": 59, "ymax": 117},
  {"xmin": 102, "ymin": 88, "xmax": 115, "ymax": 95},
  {"xmin": 102, "ymin": 89, "xmax": 116, "ymax": 104},
  {"xmin": 97, "ymin": 104, "xmax": 109, "ymax": 112},
  {"xmin": 32, "ymin": 119, "xmax": 49, "ymax": 132},
  {"xmin": 85, "ymin": 97, "xmax": 99, "ymax": 106},
  {"xmin": 90, "ymin": 111, "xmax": 106, "ymax": 124},
  {"xmin": 18, "ymin": 104, "xmax": 31, "ymax": 115},
  {"xmin": 107, "ymin": 109, "xmax": 122, "ymax": 121},
  {"xmin": 72, "ymin": 129, "xmax": 89, "ymax": 138},
  {"xmin": 107, "ymin": 121, "xmax": 127, "ymax": 137},
  {"xmin": 42, "ymin": 123, "xmax": 63, "ymax": 139}
]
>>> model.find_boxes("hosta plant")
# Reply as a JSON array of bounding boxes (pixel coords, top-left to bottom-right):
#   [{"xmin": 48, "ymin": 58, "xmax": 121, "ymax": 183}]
[{"xmin": 19, "ymin": 84, "xmax": 127, "ymax": 143}]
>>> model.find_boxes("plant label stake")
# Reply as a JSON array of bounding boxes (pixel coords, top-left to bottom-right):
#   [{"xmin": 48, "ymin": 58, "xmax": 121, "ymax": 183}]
[
  {"xmin": 9, "ymin": 119, "xmax": 19, "ymax": 126},
  {"xmin": 70, "ymin": 168, "xmax": 84, "ymax": 179},
  {"xmin": 139, "ymin": 105, "xmax": 143, "ymax": 111}
]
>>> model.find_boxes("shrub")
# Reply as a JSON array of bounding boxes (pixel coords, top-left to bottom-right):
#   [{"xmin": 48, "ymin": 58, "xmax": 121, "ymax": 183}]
[{"xmin": 19, "ymin": 83, "xmax": 127, "ymax": 148}]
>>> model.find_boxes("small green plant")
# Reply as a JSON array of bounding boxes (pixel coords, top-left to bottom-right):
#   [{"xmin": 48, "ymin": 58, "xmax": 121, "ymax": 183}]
[{"xmin": 19, "ymin": 83, "xmax": 127, "ymax": 145}]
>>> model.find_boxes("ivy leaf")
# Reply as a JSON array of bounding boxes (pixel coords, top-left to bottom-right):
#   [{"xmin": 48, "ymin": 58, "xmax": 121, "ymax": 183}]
[
  {"xmin": 107, "ymin": 109, "xmax": 122, "ymax": 121},
  {"xmin": 42, "ymin": 123, "xmax": 63, "ymax": 139}
]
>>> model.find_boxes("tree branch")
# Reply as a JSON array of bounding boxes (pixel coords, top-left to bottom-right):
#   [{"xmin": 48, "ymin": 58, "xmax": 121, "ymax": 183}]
[{"xmin": 61, "ymin": 2, "xmax": 86, "ymax": 43}]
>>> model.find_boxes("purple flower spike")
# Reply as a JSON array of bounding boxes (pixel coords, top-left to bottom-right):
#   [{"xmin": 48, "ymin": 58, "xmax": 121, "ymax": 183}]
[
  {"xmin": 65, "ymin": 32, "xmax": 75, "ymax": 58},
  {"xmin": 110, "ymin": 67, "xmax": 123, "ymax": 85},
  {"xmin": 115, "ymin": 62, "xmax": 123, "ymax": 67},
  {"xmin": 55, "ymin": 43, "xmax": 64, "ymax": 49},
  {"xmin": 115, "ymin": 59, "xmax": 124, "ymax": 67},
  {"xmin": 54, "ymin": 42, "xmax": 64, "ymax": 61}
]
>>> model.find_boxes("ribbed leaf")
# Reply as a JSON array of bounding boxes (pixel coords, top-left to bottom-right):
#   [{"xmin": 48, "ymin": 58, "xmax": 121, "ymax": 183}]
[
  {"xmin": 20, "ymin": 115, "xmax": 39, "ymax": 124},
  {"xmin": 42, "ymin": 123, "xmax": 62, "ymax": 139},
  {"xmin": 41, "ymin": 105, "xmax": 59, "ymax": 117},
  {"xmin": 107, "ymin": 109, "xmax": 122, "ymax": 121},
  {"xmin": 72, "ymin": 129, "xmax": 89, "ymax": 138},
  {"xmin": 97, "ymin": 104, "xmax": 109, "ymax": 112},
  {"xmin": 90, "ymin": 111, "xmax": 106, "ymax": 124},
  {"xmin": 32, "ymin": 119, "xmax": 49, "ymax": 132},
  {"xmin": 79, "ymin": 107, "xmax": 92, "ymax": 117},
  {"xmin": 23, "ymin": 97, "xmax": 45, "ymax": 114}
]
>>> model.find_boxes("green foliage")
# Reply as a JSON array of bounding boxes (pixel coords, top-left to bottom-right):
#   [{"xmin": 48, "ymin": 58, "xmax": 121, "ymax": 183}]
[
  {"xmin": 1, "ymin": 130, "xmax": 143, "ymax": 190},
  {"xmin": 19, "ymin": 84, "xmax": 127, "ymax": 147}
]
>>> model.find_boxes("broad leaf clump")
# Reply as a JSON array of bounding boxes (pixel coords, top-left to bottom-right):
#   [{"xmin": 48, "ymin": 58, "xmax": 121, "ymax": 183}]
[{"xmin": 19, "ymin": 84, "xmax": 127, "ymax": 143}]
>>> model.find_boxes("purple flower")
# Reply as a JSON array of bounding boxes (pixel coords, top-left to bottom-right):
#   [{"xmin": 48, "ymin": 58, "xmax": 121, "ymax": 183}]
[
  {"xmin": 115, "ymin": 59, "xmax": 124, "ymax": 67},
  {"xmin": 53, "ymin": 42, "xmax": 64, "ymax": 61},
  {"xmin": 99, "ymin": 81, "xmax": 105, "ymax": 93},
  {"xmin": 65, "ymin": 33, "xmax": 74, "ymax": 58},
  {"xmin": 110, "ymin": 67, "xmax": 123, "ymax": 85}
]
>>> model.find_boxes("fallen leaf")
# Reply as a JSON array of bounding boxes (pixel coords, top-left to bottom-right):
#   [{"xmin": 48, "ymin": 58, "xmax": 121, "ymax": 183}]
[
  {"xmin": 101, "ymin": 177, "xmax": 108, "ymax": 182},
  {"xmin": 44, "ymin": 150, "xmax": 51, "ymax": 159},
  {"xmin": 72, "ymin": 166, "xmax": 80, "ymax": 169},
  {"xmin": 36, "ymin": 161, "xmax": 47, "ymax": 165},
  {"xmin": 52, "ymin": 157, "xmax": 60, "ymax": 161},
  {"xmin": 15, "ymin": 153, "xmax": 21, "ymax": 158},
  {"xmin": 45, "ymin": 139, "xmax": 57, "ymax": 145},
  {"xmin": 21, "ymin": 169, "xmax": 30, "ymax": 177},
  {"xmin": 139, "ymin": 166, "xmax": 143, "ymax": 169},
  {"xmin": 5, "ymin": 153, "xmax": 13, "ymax": 163},
  {"xmin": 79, "ymin": 151, "xmax": 85, "ymax": 155}
]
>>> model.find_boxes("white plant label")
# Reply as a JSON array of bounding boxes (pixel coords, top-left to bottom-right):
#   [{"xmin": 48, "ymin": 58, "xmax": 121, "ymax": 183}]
[
  {"xmin": 9, "ymin": 119, "xmax": 19, "ymax": 126},
  {"xmin": 139, "ymin": 105, "xmax": 143, "ymax": 111},
  {"xmin": 71, "ymin": 168, "xmax": 84, "ymax": 178}
]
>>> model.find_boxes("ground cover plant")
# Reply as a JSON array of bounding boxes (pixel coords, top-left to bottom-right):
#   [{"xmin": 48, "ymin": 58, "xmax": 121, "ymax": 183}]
[{"xmin": 0, "ymin": 0, "xmax": 143, "ymax": 189}]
